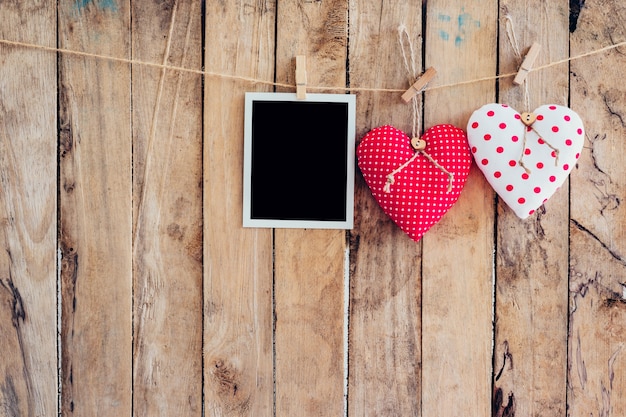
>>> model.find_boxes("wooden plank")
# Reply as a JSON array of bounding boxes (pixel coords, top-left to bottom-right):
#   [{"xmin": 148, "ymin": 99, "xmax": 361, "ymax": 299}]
[
  {"xmin": 421, "ymin": 2, "xmax": 497, "ymax": 416},
  {"xmin": 568, "ymin": 1, "xmax": 626, "ymax": 415},
  {"xmin": 58, "ymin": 1, "xmax": 132, "ymax": 414},
  {"xmin": 347, "ymin": 2, "xmax": 423, "ymax": 415},
  {"xmin": 131, "ymin": 1, "xmax": 203, "ymax": 415},
  {"xmin": 492, "ymin": 2, "xmax": 570, "ymax": 416},
  {"xmin": 0, "ymin": 3, "xmax": 57, "ymax": 416},
  {"xmin": 274, "ymin": 230, "xmax": 346, "ymax": 416},
  {"xmin": 203, "ymin": 2, "xmax": 275, "ymax": 416},
  {"xmin": 273, "ymin": 1, "xmax": 347, "ymax": 415},
  {"xmin": 568, "ymin": 228, "xmax": 626, "ymax": 417}
]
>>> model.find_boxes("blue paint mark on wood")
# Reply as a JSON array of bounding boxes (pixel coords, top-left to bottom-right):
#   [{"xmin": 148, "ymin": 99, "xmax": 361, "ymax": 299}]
[
  {"xmin": 458, "ymin": 12, "xmax": 472, "ymax": 28},
  {"xmin": 458, "ymin": 10, "xmax": 480, "ymax": 29},
  {"xmin": 436, "ymin": 8, "xmax": 481, "ymax": 47},
  {"xmin": 75, "ymin": 0, "xmax": 118, "ymax": 12}
]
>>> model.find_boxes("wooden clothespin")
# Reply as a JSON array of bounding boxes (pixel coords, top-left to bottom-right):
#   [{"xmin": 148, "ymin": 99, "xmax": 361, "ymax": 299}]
[
  {"xmin": 513, "ymin": 42, "xmax": 541, "ymax": 85},
  {"xmin": 296, "ymin": 55, "xmax": 307, "ymax": 100},
  {"xmin": 401, "ymin": 67, "xmax": 437, "ymax": 103}
]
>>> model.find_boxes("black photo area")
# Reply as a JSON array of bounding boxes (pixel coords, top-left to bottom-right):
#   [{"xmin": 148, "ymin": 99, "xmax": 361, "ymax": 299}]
[{"xmin": 250, "ymin": 100, "xmax": 349, "ymax": 221}]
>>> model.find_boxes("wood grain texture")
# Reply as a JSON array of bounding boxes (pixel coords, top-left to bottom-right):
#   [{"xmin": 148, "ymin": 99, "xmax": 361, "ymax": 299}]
[
  {"xmin": 2, "ymin": 2, "xmax": 626, "ymax": 416},
  {"xmin": 493, "ymin": 2, "xmax": 570, "ymax": 416},
  {"xmin": 569, "ymin": 0, "xmax": 626, "ymax": 415},
  {"xmin": 274, "ymin": 1, "xmax": 348, "ymax": 415},
  {"xmin": 203, "ymin": 1, "xmax": 275, "ymax": 415},
  {"xmin": 132, "ymin": 1, "xmax": 203, "ymax": 415},
  {"xmin": 274, "ymin": 229, "xmax": 346, "ymax": 416},
  {"xmin": 421, "ymin": 1, "xmax": 497, "ymax": 416},
  {"xmin": 0, "ymin": 2, "xmax": 57, "ymax": 416},
  {"xmin": 58, "ymin": 1, "xmax": 132, "ymax": 414},
  {"xmin": 347, "ymin": 2, "xmax": 422, "ymax": 415}
]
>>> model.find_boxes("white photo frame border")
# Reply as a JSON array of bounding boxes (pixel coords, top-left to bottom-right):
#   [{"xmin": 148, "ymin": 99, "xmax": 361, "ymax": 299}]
[{"xmin": 243, "ymin": 92, "xmax": 356, "ymax": 229}]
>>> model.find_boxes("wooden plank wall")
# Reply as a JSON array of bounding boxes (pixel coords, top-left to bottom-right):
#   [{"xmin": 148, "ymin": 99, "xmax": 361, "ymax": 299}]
[{"xmin": 0, "ymin": 1, "xmax": 625, "ymax": 416}]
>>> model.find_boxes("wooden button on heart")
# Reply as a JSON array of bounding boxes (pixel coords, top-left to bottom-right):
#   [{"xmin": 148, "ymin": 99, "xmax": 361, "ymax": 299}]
[
  {"xmin": 410, "ymin": 137, "xmax": 426, "ymax": 150},
  {"xmin": 520, "ymin": 112, "xmax": 537, "ymax": 126}
]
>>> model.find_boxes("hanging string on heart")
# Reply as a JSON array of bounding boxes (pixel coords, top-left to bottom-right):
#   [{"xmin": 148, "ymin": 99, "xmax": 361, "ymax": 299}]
[
  {"xmin": 504, "ymin": 14, "xmax": 561, "ymax": 174},
  {"xmin": 384, "ymin": 24, "xmax": 454, "ymax": 194}
]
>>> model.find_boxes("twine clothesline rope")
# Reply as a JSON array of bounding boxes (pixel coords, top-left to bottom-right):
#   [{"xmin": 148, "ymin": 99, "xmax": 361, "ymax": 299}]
[{"xmin": 0, "ymin": 36, "xmax": 625, "ymax": 94}]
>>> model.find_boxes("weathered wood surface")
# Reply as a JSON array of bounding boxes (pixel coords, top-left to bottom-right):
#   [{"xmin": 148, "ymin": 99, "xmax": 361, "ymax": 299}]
[
  {"xmin": 0, "ymin": 2, "xmax": 57, "ymax": 416},
  {"xmin": 274, "ymin": 2, "xmax": 347, "ymax": 415},
  {"xmin": 132, "ymin": 1, "xmax": 203, "ymax": 415},
  {"xmin": 58, "ymin": 0, "xmax": 133, "ymax": 415},
  {"xmin": 348, "ymin": 2, "xmax": 422, "ymax": 416},
  {"xmin": 493, "ymin": 2, "xmax": 570, "ymax": 416},
  {"xmin": 203, "ymin": 1, "xmax": 275, "ymax": 416},
  {"xmin": 569, "ymin": 1, "xmax": 626, "ymax": 416},
  {"xmin": 421, "ymin": 2, "xmax": 497, "ymax": 416},
  {"xmin": 0, "ymin": 1, "xmax": 625, "ymax": 416}
]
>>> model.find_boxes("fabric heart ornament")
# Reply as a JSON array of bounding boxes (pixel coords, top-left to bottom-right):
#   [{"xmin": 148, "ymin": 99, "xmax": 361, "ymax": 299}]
[
  {"xmin": 467, "ymin": 103, "xmax": 584, "ymax": 219},
  {"xmin": 357, "ymin": 124, "xmax": 472, "ymax": 241}
]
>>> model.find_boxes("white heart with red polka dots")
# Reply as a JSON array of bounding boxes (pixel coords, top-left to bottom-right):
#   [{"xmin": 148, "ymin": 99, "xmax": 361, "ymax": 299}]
[{"xmin": 467, "ymin": 103, "xmax": 584, "ymax": 219}]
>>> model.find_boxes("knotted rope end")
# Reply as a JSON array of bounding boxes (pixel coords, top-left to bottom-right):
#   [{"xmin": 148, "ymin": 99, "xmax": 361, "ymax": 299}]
[
  {"xmin": 446, "ymin": 173, "xmax": 455, "ymax": 193},
  {"xmin": 383, "ymin": 175, "xmax": 395, "ymax": 193}
]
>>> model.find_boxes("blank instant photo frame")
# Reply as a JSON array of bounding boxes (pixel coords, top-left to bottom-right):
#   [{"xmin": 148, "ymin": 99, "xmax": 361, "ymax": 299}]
[{"xmin": 243, "ymin": 92, "xmax": 356, "ymax": 229}]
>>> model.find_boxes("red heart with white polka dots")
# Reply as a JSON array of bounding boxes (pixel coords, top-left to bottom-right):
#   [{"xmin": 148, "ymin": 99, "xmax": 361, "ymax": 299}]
[
  {"xmin": 467, "ymin": 103, "xmax": 584, "ymax": 219},
  {"xmin": 357, "ymin": 124, "xmax": 472, "ymax": 241}
]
